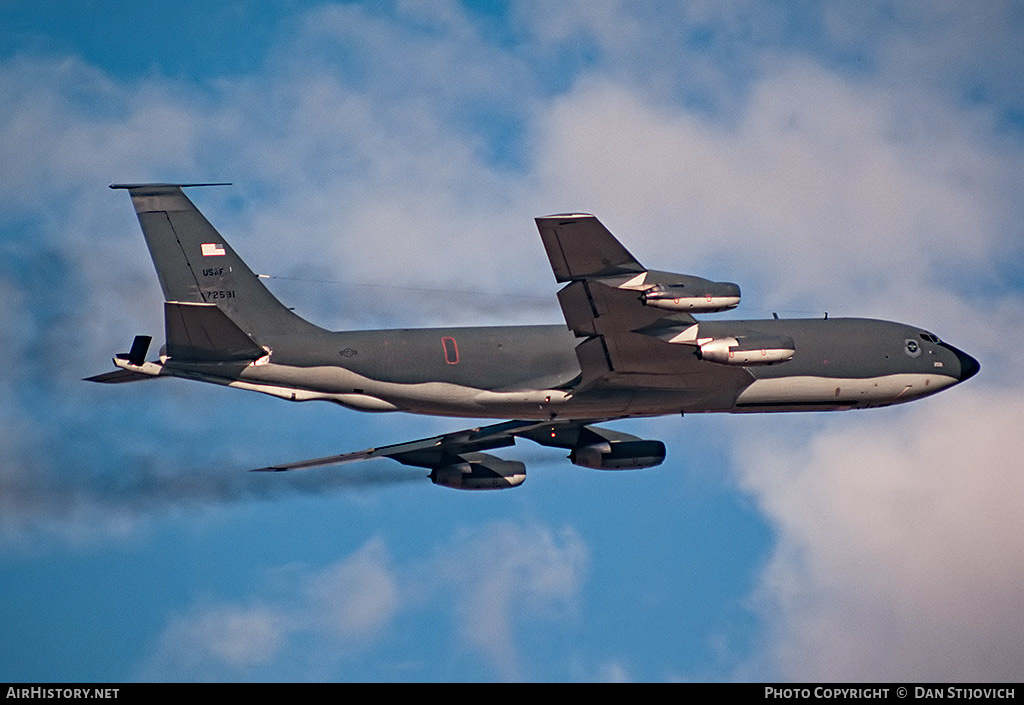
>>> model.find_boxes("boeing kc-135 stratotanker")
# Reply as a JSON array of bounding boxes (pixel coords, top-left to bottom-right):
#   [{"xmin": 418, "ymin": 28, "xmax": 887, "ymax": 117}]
[{"xmin": 88, "ymin": 184, "xmax": 979, "ymax": 490}]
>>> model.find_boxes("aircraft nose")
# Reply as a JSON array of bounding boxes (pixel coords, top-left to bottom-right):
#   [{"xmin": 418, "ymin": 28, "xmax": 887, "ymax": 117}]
[{"xmin": 949, "ymin": 345, "xmax": 980, "ymax": 382}]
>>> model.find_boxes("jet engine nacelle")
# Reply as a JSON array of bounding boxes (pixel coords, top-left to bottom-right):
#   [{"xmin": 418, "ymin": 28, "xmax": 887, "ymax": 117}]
[
  {"xmin": 699, "ymin": 334, "xmax": 795, "ymax": 366},
  {"xmin": 569, "ymin": 440, "xmax": 666, "ymax": 470},
  {"xmin": 641, "ymin": 281, "xmax": 741, "ymax": 313},
  {"xmin": 429, "ymin": 452, "xmax": 526, "ymax": 490}
]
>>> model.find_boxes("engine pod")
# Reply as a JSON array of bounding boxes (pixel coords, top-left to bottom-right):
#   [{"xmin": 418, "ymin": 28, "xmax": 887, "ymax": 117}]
[
  {"xmin": 699, "ymin": 334, "xmax": 795, "ymax": 366},
  {"xmin": 429, "ymin": 452, "xmax": 526, "ymax": 490},
  {"xmin": 641, "ymin": 281, "xmax": 740, "ymax": 313},
  {"xmin": 569, "ymin": 439, "xmax": 666, "ymax": 470}
]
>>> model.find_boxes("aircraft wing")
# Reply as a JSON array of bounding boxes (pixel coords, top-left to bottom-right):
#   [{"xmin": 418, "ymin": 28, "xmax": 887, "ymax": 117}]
[
  {"xmin": 535, "ymin": 214, "xmax": 752, "ymax": 393},
  {"xmin": 536, "ymin": 213, "xmax": 647, "ymax": 282},
  {"xmin": 250, "ymin": 418, "xmax": 666, "ymax": 490},
  {"xmin": 251, "ymin": 420, "xmax": 537, "ymax": 472}
]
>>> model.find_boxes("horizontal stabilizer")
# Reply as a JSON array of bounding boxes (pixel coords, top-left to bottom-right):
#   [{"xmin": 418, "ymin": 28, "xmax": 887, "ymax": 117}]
[{"xmin": 165, "ymin": 301, "xmax": 265, "ymax": 362}]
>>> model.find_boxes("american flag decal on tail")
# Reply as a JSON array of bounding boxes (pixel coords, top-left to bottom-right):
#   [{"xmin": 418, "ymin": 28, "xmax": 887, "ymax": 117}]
[{"xmin": 201, "ymin": 243, "xmax": 226, "ymax": 256}]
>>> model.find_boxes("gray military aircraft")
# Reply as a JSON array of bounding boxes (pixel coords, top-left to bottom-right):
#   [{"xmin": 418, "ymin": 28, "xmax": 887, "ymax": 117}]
[{"xmin": 88, "ymin": 183, "xmax": 979, "ymax": 489}]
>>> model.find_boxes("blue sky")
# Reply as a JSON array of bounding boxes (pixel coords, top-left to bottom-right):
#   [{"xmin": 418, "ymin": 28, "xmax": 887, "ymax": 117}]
[{"xmin": 1, "ymin": 1, "xmax": 1023, "ymax": 682}]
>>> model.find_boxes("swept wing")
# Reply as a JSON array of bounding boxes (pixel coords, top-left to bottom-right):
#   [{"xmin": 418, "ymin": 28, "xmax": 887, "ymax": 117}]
[
  {"xmin": 535, "ymin": 214, "xmax": 754, "ymax": 395},
  {"xmin": 250, "ymin": 419, "xmax": 666, "ymax": 490}
]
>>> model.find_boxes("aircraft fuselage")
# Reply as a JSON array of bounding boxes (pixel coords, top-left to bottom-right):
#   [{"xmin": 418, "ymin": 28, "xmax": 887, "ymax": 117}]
[{"xmin": 152, "ymin": 315, "xmax": 977, "ymax": 420}]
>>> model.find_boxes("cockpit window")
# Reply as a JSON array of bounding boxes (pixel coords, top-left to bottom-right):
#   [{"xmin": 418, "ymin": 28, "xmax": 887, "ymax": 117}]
[{"xmin": 919, "ymin": 332, "xmax": 940, "ymax": 343}]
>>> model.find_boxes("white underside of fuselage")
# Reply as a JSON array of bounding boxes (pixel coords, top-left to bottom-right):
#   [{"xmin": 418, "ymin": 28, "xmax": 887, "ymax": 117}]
[
  {"xmin": 224, "ymin": 374, "xmax": 575, "ymax": 417},
  {"xmin": 136, "ymin": 359, "xmax": 579, "ymax": 418},
  {"xmin": 732, "ymin": 372, "xmax": 958, "ymax": 410}
]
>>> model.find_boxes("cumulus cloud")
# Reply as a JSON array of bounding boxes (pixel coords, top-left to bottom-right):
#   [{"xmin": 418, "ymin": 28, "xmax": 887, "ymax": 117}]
[
  {"xmin": 735, "ymin": 387, "xmax": 1024, "ymax": 681},
  {"xmin": 531, "ymin": 65, "xmax": 1017, "ymax": 314},
  {"xmin": 304, "ymin": 537, "xmax": 400, "ymax": 642},
  {"xmin": 138, "ymin": 523, "xmax": 587, "ymax": 681},
  {"xmin": 138, "ymin": 538, "xmax": 399, "ymax": 681},
  {"xmin": 426, "ymin": 522, "xmax": 588, "ymax": 680},
  {"xmin": 149, "ymin": 603, "xmax": 288, "ymax": 677}
]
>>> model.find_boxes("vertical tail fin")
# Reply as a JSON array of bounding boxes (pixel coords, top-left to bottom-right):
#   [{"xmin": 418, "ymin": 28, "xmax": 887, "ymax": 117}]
[{"xmin": 112, "ymin": 183, "xmax": 323, "ymax": 346}]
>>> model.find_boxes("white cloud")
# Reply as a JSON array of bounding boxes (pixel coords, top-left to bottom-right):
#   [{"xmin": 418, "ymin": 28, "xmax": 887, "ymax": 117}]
[
  {"xmin": 137, "ymin": 538, "xmax": 400, "ymax": 681},
  {"xmin": 530, "ymin": 63, "xmax": 1017, "ymax": 314},
  {"xmin": 140, "ymin": 602, "xmax": 289, "ymax": 680},
  {"xmin": 427, "ymin": 522, "xmax": 588, "ymax": 680},
  {"xmin": 595, "ymin": 660, "xmax": 631, "ymax": 683},
  {"xmin": 181, "ymin": 605, "xmax": 287, "ymax": 668},
  {"xmin": 138, "ymin": 524, "xmax": 587, "ymax": 681},
  {"xmin": 0, "ymin": 56, "xmax": 204, "ymax": 209},
  {"xmin": 735, "ymin": 386, "xmax": 1024, "ymax": 681},
  {"xmin": 304, "ymin": 537, "xmax": 400, "ymax": 641}
]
